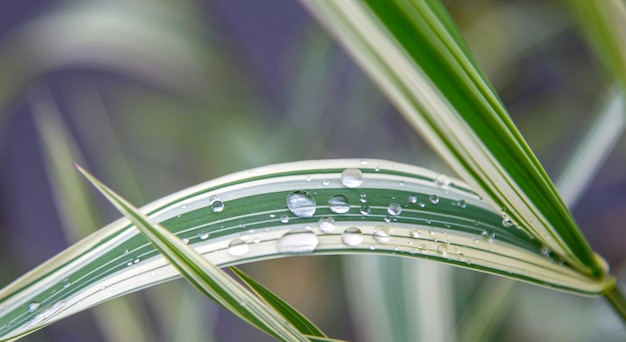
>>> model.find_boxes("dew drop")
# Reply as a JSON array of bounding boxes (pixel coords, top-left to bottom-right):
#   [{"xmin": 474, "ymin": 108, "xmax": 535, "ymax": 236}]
[
  {"xmin": 342, "ymin": 227, "xmax": 363, "ymax": 246},
  {"xmin": 211, "ymin": 200, "xmax": 224, "ymax": 213},
  {"xmin": 409, "ymin": 228, "xmax": 420, "ymax": 238},
  {"xmin": 329, "ymin": 195, "xmax": 350, "ymax": 214},
  {"xmin": 228, "ymin": 239, "xmax": 249, "ymax": 256},
  {"xmin": 318, "ymin": 217, "xmax": 336, "ymax": 233},
  {"xmin": 399, "ymin": 180, "xmax": 405, "ymax": 187},
  {"xmin": 28, "ymin": 302, "xmax": 40, "ymax": 313},
  {"xmin": 280, "ymin": 215, "xmax": 289, "ymax": 224},
  {"xmin": 322, "ymin": 179, "xmax": 330, "ymax": 186},
  {"xmin": 387, "ymin": 202, "xmax": 401, "ymax": 216},
  {"xmin": 408, "ymin": 194, "xmax": 418, "ymax": 204},
  {"xmin": 360, "ymin": 192, "xmax": 367, "ymax": 203},
  {"xmin": 341, "ymin": 168, "xmax": 364, "ymax": 188},
  {"xmin": 369, "ymin": 245, "xmax": 376, "ymax": 251},
  {"xmin": 305, "ymin": 176, "xmax": 311, "ymax": 182},
  {"xmin": 269, "ymin": 213, "xmax": 276, "ymax": 218},
  {"xmin": 372, "ymin": 225, "xmax": 391, "ymax": 243},
  {"xmin": 482, "ymin": 230, "xmax": 496, "ymax": 242},
  {"xmin": 418, "ymin": 201, "xmax": 426, "ymax": 208},
  {"xmin": 436, "ymin": 244, "xmax": 448, "ymax": 256},
  {"xmin": 182, "ymin": 238, "xmax": 190, "ymax": 244},
  {"xmin": 286, "ymin": 191, "xmax": 316, "ymax": 218},
  {"xmin": 384, "ymin": 216, "xmax": 391, "ymax": 223},
  {"xmin": 133, "ymin": 257, "xmax": 141, "ymax": 264},
  {"xmin": 502, "ymin": 215, "xmax": 513, "ymax": 228},
  {"xmin": 435, "ymin": 174, "xmax": 451, "ymax": 188},
  {"xmin": 277, "ymin": 230, "xmax": 319, "ymax": 254},
  {"xmin": 429, "ymin": 194, "xmax": 440, "ymax": 204},
  {"xmin": 360, "ymin": 205, "xmax": 371, "ymax": 216},
  {"xmin": 457, "ymin": 199, "xmax": 467, "ymax": 208},
  {"xmin": 360, "ymin": 159, "xmax": 368, "ymax": 165},
  {"xmin": 199, "ymin": 232, "xmax": 209, "ymax": 240}
]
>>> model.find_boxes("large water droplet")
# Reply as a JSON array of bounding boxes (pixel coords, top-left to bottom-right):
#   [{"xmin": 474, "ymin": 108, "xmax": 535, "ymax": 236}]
[
  {"xmin": 329, "ymin": 195, "xmax": 350, "ymax": 214},
  {"xmin": 372, "ymin": 225, "xmax": 391, "ymax": 243},
  {"xmin": 482, "ymin": 230, "xmax": 496, "ymax": 242},
  {"xmin": 342, "ymin": 227, "xmax": 363, "ymax": 246},
  {"xmin": 436, "ymin": 244, "xmax": 448, "ymax": 256},
  {"xmin": 387, "ymin": 203, "xmax": 401, "ymax": 216},
  {"xmin": 277, "ymin": 230, "xmax": 319, "ymax": 254},
  {"xmin": 360, "ymin": 205, "xmax": 371, "ymax": 215},
  {"xmin": 28, "ymin": 302, "xmax": 40, "ymax": 313},
  {"xmin": 319, "ymin": 217, "xmax": 335, "ymax": 233},
  {"xmin": 435, "ymin": 174, "xmax": 451, "ymax": 188},
  {"xmin": 228, "ymin": 239, "xmax": 249, "ymax": 256},
  {"xmin": 286, "ymin": 191, "xmax": 316, "ymax": 218},
  {"xmin": 341, "ymin": 168, "xmax": 364, "ymax": 188},
  {"xmin": 429, "ymin": 194, "xmax": 440, "ymax": 204}
]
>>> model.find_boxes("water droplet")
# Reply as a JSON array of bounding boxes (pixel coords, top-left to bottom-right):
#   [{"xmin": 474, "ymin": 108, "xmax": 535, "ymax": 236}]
[
  {"xmin": 387, "ymin": 202, "xmax": 401, "ymax": 216},
  {"xmin": 541, "ymin": 246, "xmax": 550, "ymax": 257},
  {"xmin": 28, "ymin": 302, "xmax": 40, "ymax": 312},
  {"xmin": 269, "ymin": 213, "xmax": 276, "ymax": 218},
  {"xmin": 375, "ymin": 165, "xmax": 381, "ymax": 172},
  {"xmin": 384, "ymin": 216, "xmax": 391, "ymax": 223},
  {"xmin": 410, "ymin": 228, "xmax": 420, "ymax": 238},
  {"xmin": 342, "ymin": 227, "xmax": 363, "ymax": 246},
  {"xmin": 199, "ymin": 232, "xmax": 209, "ymax": 240},
  {"xmin": 360, "ymin": 159, "xmax": 368, "ymax": 165},
  {"xmin": 482, "ymin": 230, "xmax": 496, "ymax": 242},
  {"xmin": 280, "ymin": 215, "xmax": 289, "ymax": 224},
  {"xmin": 399, "ymin": 180, "xmax": 405, "ymax": 186},
  {"xmin": 277, "ymin": 230, "xmax": 319, "ymax": 254},
  {"xmin": 360, "ymin": 205, "xmax": 371, "ymax": 215},
  {"xmin": 211, "ymin": 200, "xmax": 224, "ymax": 213},
  {"xmin": 182, "ymin": 238, "xmax": 190, "ymax": 244},
  {"xmin": 133, "ymin": 257, "xmax": 141, "ymax": 264},
  {"xmin": 369, "ymin": 245, "xmax": 376, "ymax": 251},
  {"xmin": 436, "ymin": 244, "xmax": 448, "ymax": 256},
  {"xmin": 457, "ymin": 199, "xmax": 467, "ymax": 208},
  {"xmin": 360, "ymin": 192, "xmax": 367, "ymax": 203},
  {"xmin": 341, "ymin": 168, "xmax": 364, "ymax": 188},
  {"xmin": 502, "ymin": 215, "xmax": 513, "ymax": 227},
  {"xmin": 429, "ymin": 194, "xmax": 440, "ymax": 204},
  {"xmin": 329, "ymin": 195, "xmax": 350, "ymax": 214},
  {"xmin": 418, "ymin": 201, "xmax": 426, "ymax": 208},
  {"xmin": 126, "ymin": 260, "xmax": 133, "ymax": 266},
  {"xmin": 322, "ymin": 179, "xmax": 330, "ymax": 186},
  {"xmin": 417, "ymin": 244, "xmax": 426, "ymax": 253},
  {"xmin": 372, "ymin": 225, "xmax": 391, "ymax": 243},
  {"xmin": 408, "ymin": 194, "xmax": 418, "ymax": 204},
  {"xmin": 286, "ymin": 191, "xmax": 316, "ymax": 218},
  {"xmin": 435, "ymin": 174, "xmax": 451, "ymax": 188},
  {"xmin": 305, "ymin": 176, "xmax": 311, "ymax": 182},
  {"xmin": 228, "ymin": 239, "xmax": 249, "ymax": 256},
  {"xmin": 253, "ymin": 238, "xmax": 260, "ymax": 244},
  {"xmin": 318, "ymin": 217, "xmax": 335, "ymax": 233}
]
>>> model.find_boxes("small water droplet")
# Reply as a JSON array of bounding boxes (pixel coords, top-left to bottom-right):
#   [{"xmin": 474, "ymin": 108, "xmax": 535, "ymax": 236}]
[
  {"xmin": 399, "ymin": 180, "xmax": 405, "ymax": 186},
  {"xmin": 286, "ymin": 191, "xmax": 316, "ymax": 218},
  {"xmin": 211, "ymin": 200, "xmax": 224, "ymax": 213},
  {"xmin": 360, "ymin": 192, "xmax": 367, "ymax": 203},
  {"xmin": 372, "ymin": 225, "xmax": 391, "ymax": 243},
  {"xmin": 387, "ymin": 202, "xmax": 401, "ymax": 216},
  {"xmin": 269, "ymin": 214, "xmax": 276, "ymax": 218},
  {"xmin": 418, "ymin": 201, "xmax": 426, "ymax": 208},
  {"xmin": 360, "ymin": 205, "xmax": 371, "ymax": 215},
  {"xmin": 280, "ymin": 215, "xmax": 289, "ymax": 224},
  {"xmin": 342, "ymin": 227, "xmax": 363, "ymax": 246},
  {"xmin": 322, "ymin": 179, "xmax": 330, "ymax": 186},
  {"xmin": 277, "ymin": 230, "xmax": 319, "ymax": 254},
  {"xmin": 329, "ymin": 195, "xmax": 350, "ymax": 213},
  {"xmin": 318, "ymin": 217, "xmax": 335, "ymax": 233},
  {"xmin": 429, "ymin": 194, "xmax": 440, "ymax": 204},
  {"xmin": 369, "ymin": 245, "xmax": 376, "ymax": 251},
  {"xmin": 360, "ymin": 159, "xmax": 368, "ymax": 165},
  {"xmin": 228, "ymin": 239, "xmax": 249, "ymax": 256},
  {"xmin": 133, "ymin": 257, "xmax": 141, "ymax": 264},
  {"xmin": 384, "ymin": 216, "xmax": 391, "ymax": 223},
  {"xmin": 502, "ymin": 215, "xmax": 513, "ymax": 227},
  {"xmin": 28, "ymin": 302, "xmax": 40, "ymax": 312},
  {"xmin": 410, "ymin": 228, "xmax": 420, "ymax": 238},
  {"xmin": 199, "ymin": 232, "xmax": 209, "ymax": 240},
  {"xmin": 541, "ymin": 246, "xmax": 550, "ymax": 257},
  {"xmin": 436, "ymin": 244, "xmax": 448, "ymax": 256},
  {"xmin": 126, "ymin": 260, "xmax": 133, "ymax": 266},
  {"xmin": 305, "ymin": 176, "xmax": 311, "ymax": 182},
  {"xmin": 253, "ymin": 238, "xmax": 260, "ymax": 244},
  {"xmin": 341, "ymin": 168, "xmax": 364, "ymax": 188},
  {"xmin": 180, "ymin": 238, "xmax": 189, "ymax": 244},
  {"xmin": 375, "ymin": 165, "xmax": 381, "ymax": 172},
  {"xmin": 457, "ymin": 199, "xmax": 467, "ymax": 208},
  {"xmin": 408, "ymin": 194, "xmax": 418, "ymax": 204},
  {"xmin": 481, "ymin": 230, "xmax": 496, "ymax": 242},
  {"xmin": 435, "ymin": 174, "xmax": 451, "ymax": 188},
  {"xmin": 417, "ymin": 244, "xmax": 426, "ymax": 253}
]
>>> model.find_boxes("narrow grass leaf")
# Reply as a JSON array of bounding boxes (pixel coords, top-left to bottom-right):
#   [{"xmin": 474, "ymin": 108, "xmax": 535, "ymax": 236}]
[{"xmin": 230, "ymin": 266, "xmax": 327, "ymax": 338}]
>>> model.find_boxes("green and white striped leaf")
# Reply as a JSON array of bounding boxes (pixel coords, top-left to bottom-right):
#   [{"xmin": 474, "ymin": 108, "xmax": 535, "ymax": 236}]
[
  {"xmin": 0, "ymin": 159, "xmax": 612, "ymax": 341},
  {"xmin": 300, "ymin": 0, "xmax": 605, "ymax": 277}
]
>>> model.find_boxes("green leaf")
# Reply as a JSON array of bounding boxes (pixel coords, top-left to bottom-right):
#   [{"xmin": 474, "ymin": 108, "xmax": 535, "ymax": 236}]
[
  {"xmin": 0, "ymin": 159, "xmax": 613, "ymax": 340},
  {"xmin": 230, "ymin": 266, "xmax": 327, "ymax": 338},
  {"xmin": 299, "ymin": 0, "xmax": 605, "ymax": 278},
  {"xmin": 74, "ymin": 164, "xmax": 310, "ymax": 342}
]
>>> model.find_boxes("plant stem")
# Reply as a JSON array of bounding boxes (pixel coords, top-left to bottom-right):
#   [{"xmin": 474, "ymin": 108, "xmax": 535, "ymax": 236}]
[{"xmin": 605, "ymin": 282, "xmax": 626, "ymax": 325}]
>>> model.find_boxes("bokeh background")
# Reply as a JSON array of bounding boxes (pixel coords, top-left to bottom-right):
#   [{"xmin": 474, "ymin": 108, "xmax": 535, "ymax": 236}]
[{"xmin": 0, "ymin": 0, "xmax": 625, "ymax": 341}]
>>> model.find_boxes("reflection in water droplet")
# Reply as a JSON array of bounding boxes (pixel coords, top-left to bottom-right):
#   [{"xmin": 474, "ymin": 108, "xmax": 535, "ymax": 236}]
[
  {"xmin": 286, "ymin": 191, "xmax": 316, "ymax": 218},
  {"xmin": 277, "ymin": 230, "xmax": 319, "ymax": 254},
  {"xmin": 318, "ymin": 217, "xmax": 335, "ymax": 233},
  {"xmin": 435, "ymin": 174, "xmax": 451, "ymax": 188},
  {"xmin": 436, "ymin": 244, "xmax": 448, "ymax": 256},
  {"xmin": 341, "ymin": 168, "xmax": 364, "ymax": 188},
  {"xmin": 372, "ymin": 225, "xmax": 391, "ymax": 243},
  {"xmin": 482, "ymin": 230, "xmax": 496, "ymax": 242},
  {"xmin": 211, "ymin": 200, "xmax": 224, "ymax": 213},
  {"xmin": 360, "ymin": 205, "xmax": 371, "ymax": 215},
  {"xmin": 28, "ymin": 302, "xmax": 40, "ymax": 313},
  {"xmin": 329, "ymin": 195, "xmax": 350, "ymax": 213},
  {"xmin": 410, "ymin": 228, "xmax": 420, "ymax": 238},
  {"xmin": 342, "ymin": 227, "xmax": 363, "ymax": 246},
  {"xmin": 387, "ymin": 203, "xmax": 401, "ymax": 216},
  {"xmin": 408, "ymin": 195, "xmax": 418, "ymax": 204},
  {"xmin": 199, "ymin": 232, "xmax": 209, "ymax": 240},
  {"xmin": 280, "ymin": 215, "xmax": 289, "ymax": 224},
  {"xmin": 228, "ymin": 239, "xmax": 249, "ymax": 256},
  {"xmin": 429, "ymin": 194, "xmax": 440, "ymax": 204}
]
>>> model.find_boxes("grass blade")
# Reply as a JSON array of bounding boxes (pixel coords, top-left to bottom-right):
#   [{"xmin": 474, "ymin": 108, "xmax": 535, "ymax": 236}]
[
  {"xmin": 74, "ymin": 164, "xmax": 310, "ymax": 342},
  {"xmin": 0, "ymin": 159, "xmax": 614, "ymax": 340}
]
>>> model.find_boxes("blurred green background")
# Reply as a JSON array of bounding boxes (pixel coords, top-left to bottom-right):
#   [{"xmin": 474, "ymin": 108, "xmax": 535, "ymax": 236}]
[{"xmin": 0, "ymin": 0, "xmax": 625, "ymax": 341}]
